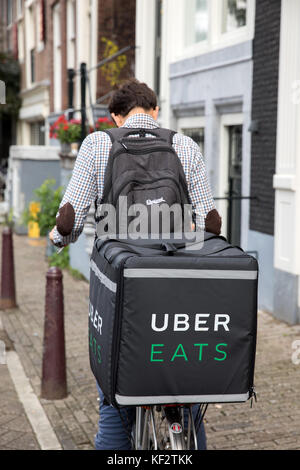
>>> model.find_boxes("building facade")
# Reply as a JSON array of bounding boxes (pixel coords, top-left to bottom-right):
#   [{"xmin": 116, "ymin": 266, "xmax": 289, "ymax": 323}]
[
  {"xmin": 272, "ymin": 0, "xmax": 300, "ymax": 324},
  {"xmin": 249, "ymin": 0, "xmax": 281, "ymax": 314},
  {"xmin": 136, "ymin": 0, "xmax": 256, "ymax": 276},
  {"xmin": 136, "ymin": 0, "xmax": 300, "ymax": 324},
  {"xmin": 0, "ymin": 0, "xmax": 136, "ymax": 148},
  {"xmin": 1, "ymin": 0, "xmax": 136, "ymax": 259}
]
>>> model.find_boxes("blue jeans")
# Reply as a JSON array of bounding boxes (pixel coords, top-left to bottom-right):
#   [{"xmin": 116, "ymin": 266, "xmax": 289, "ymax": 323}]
[{"xmin": 95, "ymin": 382, "xmax": 207, "ymax": 450}]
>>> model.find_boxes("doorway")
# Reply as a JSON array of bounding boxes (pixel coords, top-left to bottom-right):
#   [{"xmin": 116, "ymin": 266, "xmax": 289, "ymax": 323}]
[{"xmin": 227, "ymin": 125, "xmax": 243, "ymax": 246}]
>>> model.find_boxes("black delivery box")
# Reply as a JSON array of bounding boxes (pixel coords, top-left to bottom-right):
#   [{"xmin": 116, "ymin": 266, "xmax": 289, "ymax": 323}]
[{"xmin": 89, "ymin": 233, "xmax": 258, "ymax": 406}]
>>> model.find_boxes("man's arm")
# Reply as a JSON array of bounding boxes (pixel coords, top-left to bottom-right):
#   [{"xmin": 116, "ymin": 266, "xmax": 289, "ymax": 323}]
[
  {"xmin": 50, "ymin": 134, "xmax": 97, "ymax": 247},
  {"xmin": 189, "ymin": 145, "xmax": 222, "ymax": 235}
]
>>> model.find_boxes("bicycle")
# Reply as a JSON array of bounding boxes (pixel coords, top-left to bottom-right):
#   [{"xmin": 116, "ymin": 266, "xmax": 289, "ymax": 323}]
[{"xmin": 130, "ymin": 402, "xmax": 209, "ymax": 450}]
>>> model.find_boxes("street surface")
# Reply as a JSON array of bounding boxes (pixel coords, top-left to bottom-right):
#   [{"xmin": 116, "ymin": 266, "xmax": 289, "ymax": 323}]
[{"xmin": 0, "ymin": 230, "xmax": 300, "ymax": 450}]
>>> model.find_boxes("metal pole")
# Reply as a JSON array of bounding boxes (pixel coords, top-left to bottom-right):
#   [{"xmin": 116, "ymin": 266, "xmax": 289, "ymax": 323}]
[
  {"xmin": 0, "ymin": 227, "xmax": 17, "ymax": 309},
  {"xmin": 227, "ymin": 179, "xmax": 233, "ymax": 244},
  {"xmin": 86, "ymin": 74, "xmax": 96, "ymax": 127},
  {"xmin": 80, "ymin": 63, "xmax": 87, "ymax": 144},
  {"xmin": 41, "ymin": 267, "xmax": 67, "ymax": 400},
  {"xmin": 87, "ymin": 45, "xmax": 134, "ymax": 74},
  {"xmin": 67, "ymin": 68, "xmax": 75, "ymax": 120}
]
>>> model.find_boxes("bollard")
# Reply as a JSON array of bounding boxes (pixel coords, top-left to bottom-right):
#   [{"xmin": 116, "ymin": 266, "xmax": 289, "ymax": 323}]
[
  {"xmin": 41, "ymin": 267, "xmax": 67, "ymax": 399},
  {"xmin": 0, "ymin": 226, "xmax": 17, "ymax": 309}
]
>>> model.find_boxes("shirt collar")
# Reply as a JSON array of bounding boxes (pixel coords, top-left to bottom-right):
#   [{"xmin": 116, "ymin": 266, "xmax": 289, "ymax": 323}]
[{"xmin": 122, "ymin": 113, "xmax": 160, "ymax": 129}]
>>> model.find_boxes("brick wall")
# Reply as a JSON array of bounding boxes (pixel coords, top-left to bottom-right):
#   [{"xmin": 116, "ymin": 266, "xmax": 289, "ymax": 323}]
[
  {"xmin": 250, "ymin": 0, "xmax": 282, "ymax": 235},
  {"xmin": 96, "ymin": 0, "xmax": 136, "ymax": 101}
]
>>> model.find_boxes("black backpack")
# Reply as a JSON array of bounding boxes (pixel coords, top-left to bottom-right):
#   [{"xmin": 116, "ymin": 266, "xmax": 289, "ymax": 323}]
[{"xmin": 95, "ymin": 127, "xmax": 194, "ymax": 237}]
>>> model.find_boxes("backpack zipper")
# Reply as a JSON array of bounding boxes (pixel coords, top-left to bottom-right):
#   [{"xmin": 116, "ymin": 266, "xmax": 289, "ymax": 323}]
[
  {"xmin": 113, "ymin": 146, "xmax": 178, "ymax": 158},
  {"xmin": 113, "ymin": 176, "xmax": 182, "ymax": 206}
]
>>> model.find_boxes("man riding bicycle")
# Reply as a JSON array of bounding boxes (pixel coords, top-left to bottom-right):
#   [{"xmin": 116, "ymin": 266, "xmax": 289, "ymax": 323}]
[{"xmin": 50, "ymin": 79, "xmax": 221, "ymax": 450}]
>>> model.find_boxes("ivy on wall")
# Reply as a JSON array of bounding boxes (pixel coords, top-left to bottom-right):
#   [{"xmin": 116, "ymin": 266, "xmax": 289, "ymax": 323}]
[{"xmin": 101, "ymin": 37, "xmax": 127, "ymax": 86}]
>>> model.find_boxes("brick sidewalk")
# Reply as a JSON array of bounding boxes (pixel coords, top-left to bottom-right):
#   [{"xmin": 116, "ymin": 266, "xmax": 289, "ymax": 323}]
[
  {"xmin": 1, "ymin": 231, "xmax": 300, "ymax": 450},
  {"xmin": 0, "ymin": 354, "xmax": 40, "ymax": 450}
]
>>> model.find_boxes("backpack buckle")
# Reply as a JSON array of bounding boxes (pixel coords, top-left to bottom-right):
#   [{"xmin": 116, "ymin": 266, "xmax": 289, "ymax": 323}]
[{"xmin": 139, "ymin": 129, "xmax": 146, "ymax": 138}]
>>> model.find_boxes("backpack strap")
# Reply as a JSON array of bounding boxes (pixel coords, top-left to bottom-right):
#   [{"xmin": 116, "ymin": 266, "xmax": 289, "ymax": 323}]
[
  {"xmin": 155, "ymin": 128, "xmax": 177, "ymax": 145},
  {"xmin": 102, "ymin": 127, "xmax": 134, "ymax": 143}
]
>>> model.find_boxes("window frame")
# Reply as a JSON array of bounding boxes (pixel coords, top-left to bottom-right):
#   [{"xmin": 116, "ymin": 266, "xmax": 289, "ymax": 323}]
[
  {"xmin": 218, "ymin": 0, "xmax": 254, "ymax": 46},
  {"xmin": 221, "ymin": 0, "xmax": 248, "ymax": 35},
  {"xmin": 172, "ymin": 0, "xmax": 255, "ymax": 62},
  {"xmin": 177, "ymin": 115, "xmax": 206, "ymax": 155},
  {"xmin": 218, "ymin": 113, "xmax": 243, "ymax": 238},
  {"xmin": 6, "ymin": 0, "xmax": 13, "ymax": 26},
  {"xmin": 17, "ymin": 21, "xmax": 25, "ymax": 62},
  {"xmin": 185, "ymin": 0, "xmax": 210, "ymax": 49},
  {"xmin": 16, "ymin": 0, "xmax": 23, "ymax": 20},
  {"xmin": 36, "ymin": 0, "xmax": 45, "ymax": 52}
]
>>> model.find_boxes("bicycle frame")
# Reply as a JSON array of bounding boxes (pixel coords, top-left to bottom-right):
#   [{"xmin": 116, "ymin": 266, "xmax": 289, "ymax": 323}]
[{"xmin": 133, "ymin": 404, "xmax": 201, "ymax": 450}]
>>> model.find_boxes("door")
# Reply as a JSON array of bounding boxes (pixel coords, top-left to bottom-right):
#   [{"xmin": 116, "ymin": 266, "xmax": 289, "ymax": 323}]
[{"xmin": 227, "ymin": 125, "xmax": 242, "ymax": 246}]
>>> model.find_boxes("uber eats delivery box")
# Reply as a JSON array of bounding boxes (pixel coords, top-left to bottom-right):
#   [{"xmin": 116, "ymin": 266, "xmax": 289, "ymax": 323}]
[{"xmin": 89, "ymin": 233, "xmax": 258, "ymax": 406}]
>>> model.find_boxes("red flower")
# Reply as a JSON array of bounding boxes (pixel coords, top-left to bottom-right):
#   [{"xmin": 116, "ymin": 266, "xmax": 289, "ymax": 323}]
[
  {"xmin": 98, "ymin": 117, "xmax": 110, "ymax": 123},
  {"xmin": 57, "ymin": 115, "xmax": 67, "ymax": 123}
]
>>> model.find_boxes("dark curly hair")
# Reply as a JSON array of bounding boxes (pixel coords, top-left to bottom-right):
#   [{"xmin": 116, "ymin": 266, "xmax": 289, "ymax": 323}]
[{"xmin": 108, "ymin": 79, "xmax": 157, "ymax": 117}]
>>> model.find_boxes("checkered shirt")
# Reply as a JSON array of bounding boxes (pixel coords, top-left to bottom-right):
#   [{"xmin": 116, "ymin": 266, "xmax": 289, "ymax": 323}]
[{"xmin": 53, "ymin": 113, "xmax": 215, "ymax": 246}]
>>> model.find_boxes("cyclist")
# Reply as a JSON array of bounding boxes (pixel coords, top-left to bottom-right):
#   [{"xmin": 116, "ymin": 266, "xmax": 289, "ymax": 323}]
[{"xmin": 50, "ymin": 78, "xmax": 221, "ymax": 450}]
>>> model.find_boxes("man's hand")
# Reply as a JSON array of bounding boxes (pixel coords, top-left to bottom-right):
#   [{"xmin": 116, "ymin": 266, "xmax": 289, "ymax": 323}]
[{"xmin": 49, "ymin": 226, "xmax": 56, "ymax": 245}]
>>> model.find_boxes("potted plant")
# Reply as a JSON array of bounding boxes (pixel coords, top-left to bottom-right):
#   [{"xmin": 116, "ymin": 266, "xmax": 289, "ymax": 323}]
[
  {"xmin": 23, "ymin": 179, "xmax": 63, "ymax": 257},
  {"xmin": 50, "ymin": 115, "xmax": 115, "ymax": 155},
  {"xmin": 50, "ymin": 116, "xmax": 86, "ymax": 154},
  {"xmin": 94, "ymin": 116, "xmax": 115, "ymax": 132}
]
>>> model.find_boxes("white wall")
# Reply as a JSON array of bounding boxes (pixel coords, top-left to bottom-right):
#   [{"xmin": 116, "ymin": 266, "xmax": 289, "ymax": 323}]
[
  {"xmin": 273, "ymin": 0, "xmax": 300, "ymax": 276},
  {"xmin": 135, "ymin": 0, "xmax": 255, "ymax": 129}
]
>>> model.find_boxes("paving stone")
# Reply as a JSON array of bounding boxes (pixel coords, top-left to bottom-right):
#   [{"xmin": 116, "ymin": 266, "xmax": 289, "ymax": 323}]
[{"xmin": 0, "ymin": 363, "xmax": 40, "ymax": 450}]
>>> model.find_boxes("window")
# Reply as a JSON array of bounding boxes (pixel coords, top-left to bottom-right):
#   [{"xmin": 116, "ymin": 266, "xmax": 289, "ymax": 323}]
[
  {"xmin": 7, "ymin": 0, "xmax": 13, "ymax": 25},
  {"xmin": 17, "ymin": 0, "xmax": 23, "ymax": 18},
  {"xmin": 226, "ymin": 125, "xmax": 243, "ymax": 245},
  {"xmin": 182, "ymin": 128, "xmax": 205, "ymax": 154},
  {"xmin": 6, "ymin": 0, "xmax": 13, "ymax": 52},
  {"xmin": 18, "ymin": 22, "xmax": 24, "ymax": 62},
  {"xmin": 37, "ymin": 0, "xmax": 46, "ymax": 49},
  {"xmin": 154, "ymin": 0, "xmax": 162, "ymax": 97},
  {"xmin": 30, "ymin": 48, "xmax": 35, "ymax": 82},
  {"xmin": 53, "ymin": 3, "xmax": 62, "ymax": 112},
  {"xmin": 67, "ymin": 0, "xmax": 76, "ymax": 68},
  {"xmin": 186, "ymin": 0, "xmax": 209, "ymax": 46},
  {"xmin": 30, "ymin": 121, "xmax": 45, "ymax": 145},
  {"xmin": 222, "ymin": 0, "xmax": 247, "ymax": 33}
]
